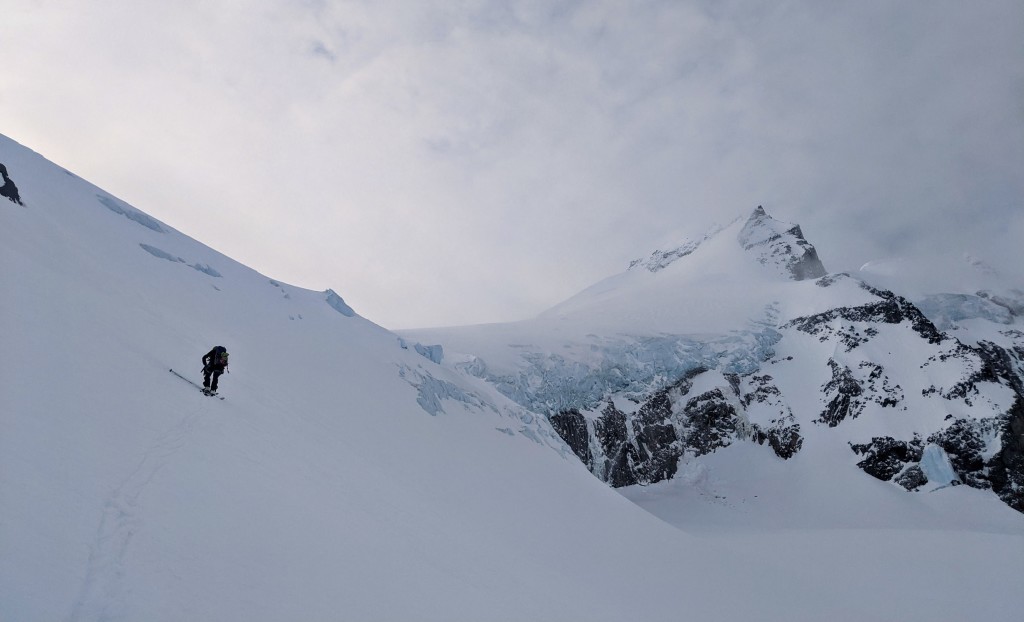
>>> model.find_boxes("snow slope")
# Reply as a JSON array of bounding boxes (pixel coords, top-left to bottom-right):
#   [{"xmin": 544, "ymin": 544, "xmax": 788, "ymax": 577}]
[
  {"xmin": 0, "ymin": 134, "xmax": 679, "ymax": 621},
  {"xmin": 2, "ymin": 133, "xmax": 1022, "ymax": 621}
]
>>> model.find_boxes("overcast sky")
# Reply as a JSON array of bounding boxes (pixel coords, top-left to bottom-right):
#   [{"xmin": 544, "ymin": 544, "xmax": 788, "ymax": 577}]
[{"xmin": 3, "ymin": 1, "xmax": 1022, "ymax": 328}]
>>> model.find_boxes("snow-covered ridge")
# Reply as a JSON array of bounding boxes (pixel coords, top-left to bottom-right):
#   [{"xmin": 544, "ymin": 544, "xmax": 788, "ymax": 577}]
[
  {"xmin": 628, "ymin": 238, "xmax": 702, "ymax": 272},
  {"xmin": 625, "ymin": 206, "xmax": 825, "ymax": 281},
  {"xmin": 627, "ymin": 219, "xmax": 736, "ymax": 273},
  {"xmin": 407, "ymin": 210, "xmax": 1024, "ymax": 515}
]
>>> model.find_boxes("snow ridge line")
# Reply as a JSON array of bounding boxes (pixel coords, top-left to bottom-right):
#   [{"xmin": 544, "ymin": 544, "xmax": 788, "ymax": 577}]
[{"xmin": 67, "ymin": 404, "xmax": 205, "ymax": 622}]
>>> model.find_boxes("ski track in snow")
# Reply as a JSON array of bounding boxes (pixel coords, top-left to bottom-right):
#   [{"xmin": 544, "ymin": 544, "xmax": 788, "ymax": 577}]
[{"xmin": 67, "ymin": 403, "xmax": 206, "ymax": 622}]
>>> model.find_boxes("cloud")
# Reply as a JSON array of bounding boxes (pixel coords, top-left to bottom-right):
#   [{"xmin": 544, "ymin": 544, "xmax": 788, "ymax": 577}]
[{"xmin": 2, "ymin": 0, "xmax": 1022, "ymax": 328}]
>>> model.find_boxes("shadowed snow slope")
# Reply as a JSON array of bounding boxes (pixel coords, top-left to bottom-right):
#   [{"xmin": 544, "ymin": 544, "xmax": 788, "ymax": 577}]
[{"xmin": 2, "ymin": 133, "xmax": 1022, "ymax": 621}]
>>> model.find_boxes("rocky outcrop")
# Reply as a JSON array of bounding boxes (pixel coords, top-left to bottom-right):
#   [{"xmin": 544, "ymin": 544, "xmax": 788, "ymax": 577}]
[
  {"xmin": 820, "ymin": 361, "xmax": 864, "ymax": 427},
  {"xmin": 741, "ymin": 374, "xmax": 804, "ymax": 458},
  {"xmin": 844, "ymin": 337, "xmax": 1024, "ymax": 510},
  {"xmin": 927, "ymin": 418, "xmax": 996, "ymax": 489},
  {"xmin": 895, "ymin": 465, "xmax": 929, "ymax": 491},
  {"xmin": 593, "ymin": 402, "xmax": 641, "ymax": 487},
  {"xmin": 819, "ymin": 359, "xmax": 902, "ymax": 427},
  {"xmin": 680, "ymin": 388, "xmax": 738, "ymax": 456},
  {"xmin": 542, "ymin": 281, "xmax": 1024, "ymax": 514},
  {"xmin": 923, "ymin": 406, "xmax": 1024, "ymax": 511},
  {"xmin": 787, "ymin": 279, "xmax": 945, "ymax": 348},
  {"xmin": 551, "ymin": 368, "xmax": 802, "ymax": 488},
  {"xmin": 737, "ymin": 206, "xmax": 826, "ymax": 281},
  {"xmin": 549, "ymin": 409, "xmax": 592, "ymax": 468},
  {"xmin": 851, "ymin": 436, "xmax": 924, "ymax": 483},
  {"xmin": 632, "ymin": 390, "xmax": 683, "ymax": 483},
  {"xmin": 629, "ymin": 240, "xmax": 702, "ymax": 273},
  {"xmin": 924, "ymin": 339, "xmax": 1022, "ymax": 403},
  {"xmin": 989, "ymin": 397, "xmax": 1024, "ymax": 511},
  {"xmin": 752, "ymin": 421, "xmax": 804, "ymax": 460}
]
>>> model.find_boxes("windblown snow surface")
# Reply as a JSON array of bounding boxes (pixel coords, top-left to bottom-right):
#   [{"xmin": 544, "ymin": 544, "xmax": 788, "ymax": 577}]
[{"xmin": 1, "ymin": 133, "xmax": 1022, "ymax": 621}]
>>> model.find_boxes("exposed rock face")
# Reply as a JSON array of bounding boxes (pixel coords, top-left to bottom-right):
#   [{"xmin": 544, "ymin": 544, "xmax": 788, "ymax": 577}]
[
  {"xmin": 990, "ymin": 397, "xmax": 1024, "ymax": 511},
  {"xmin": 754, "ymin": 422, "xmax": 804, "ymax": 460},
  {"xmin": 819, "ymin": 359, "xmax": 902, "ymax": 427},
  {"xmin": 553, "ymin": 368, "xmax": 802, "ymax": 488},
  {"xmin": 681, "ymin": 388, "xmax": 739, "ymax": 456},
  {"xmin": 632, "ymin": 390, "xmax": 683, "ymax": 483},
  {"xmin": 737, "ymin": 206, "xmax": 826, "ymax": 281},
  {"xmin": 790, "ymin": 283, "xmax": 1024, "ymax": 510},
  {"xmin": 787, "ymin": 277, "xmax": 945, "ymax": 347},
  {"xmin": 544, "ymin": 274, "xmax": 1024, "ymax": 513},
  {"xmin": 593, "ymin": 402, "xmax": 642, "ymax": 487},
  {"xmin": 928, "ymin": 418, "xmax": 995, "ymax": 489},
  {"xmin": 743, "ymin": 373, "xmax": 804, "ymax": 458},
  {"xmin": 838, "ymin": 335, "xmax": 1024, "ymax": 511},
  {"xmin": 919, "ymin": 337, "xmax": 1024, "ymax": 511},
  {"xmin": 895, "ymin": 465, "xmax": 929, "ymax": 491},
  {"xmin": 851, "ymin": 436, "xmax": 924, "ymax": 482},
  {"xmin": 820, "ymin": 361, "xmax": 864, "ymax": 427},
  {"xmin": 549, "ymin": 409, "xmax": 592, "ymax": 470}
]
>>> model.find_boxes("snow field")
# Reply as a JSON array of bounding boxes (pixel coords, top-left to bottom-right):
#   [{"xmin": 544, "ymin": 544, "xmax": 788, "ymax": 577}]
[{"xmin": 3, "ymin": 133, "xmax": 1023, "ymax": 621}]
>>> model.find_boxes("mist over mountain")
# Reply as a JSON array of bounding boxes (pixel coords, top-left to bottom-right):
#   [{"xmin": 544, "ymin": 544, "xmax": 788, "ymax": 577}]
[{"xmin": 2, "ymin": 133, "xmax": 1022, "ymax": 621}]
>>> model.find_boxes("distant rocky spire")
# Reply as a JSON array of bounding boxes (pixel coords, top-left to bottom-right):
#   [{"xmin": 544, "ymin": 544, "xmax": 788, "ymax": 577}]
[{"xmin": 737, "ymin": 205, "xmax": 826, "ymax": 281}]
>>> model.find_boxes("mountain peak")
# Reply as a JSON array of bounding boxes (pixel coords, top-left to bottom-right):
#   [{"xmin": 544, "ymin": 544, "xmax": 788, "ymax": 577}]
[{"xmin": 737, "ymin": 205, "xmax": 826, "ymax": 281}]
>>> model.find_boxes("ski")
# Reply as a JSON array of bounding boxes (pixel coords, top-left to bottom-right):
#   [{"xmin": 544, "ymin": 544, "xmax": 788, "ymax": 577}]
[{"xmin": 169, "ymin": 368, "xmax": 224, "ymax": 400}]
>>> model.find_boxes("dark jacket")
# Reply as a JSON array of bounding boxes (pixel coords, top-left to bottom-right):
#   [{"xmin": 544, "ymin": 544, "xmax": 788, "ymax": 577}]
[
  {"xmin": 1, "ymin": 163, "xmax": 23, "ymax": 206},
  {"xmin": 202, "ymin": 346, "xmax": 229, "ymax": 372}
]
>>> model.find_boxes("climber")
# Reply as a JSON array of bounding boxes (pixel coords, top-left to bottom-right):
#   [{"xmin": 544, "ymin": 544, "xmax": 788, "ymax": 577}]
[{"xmin": 201, "ymin": 345, "xmax": 229, "ymax": 395}]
